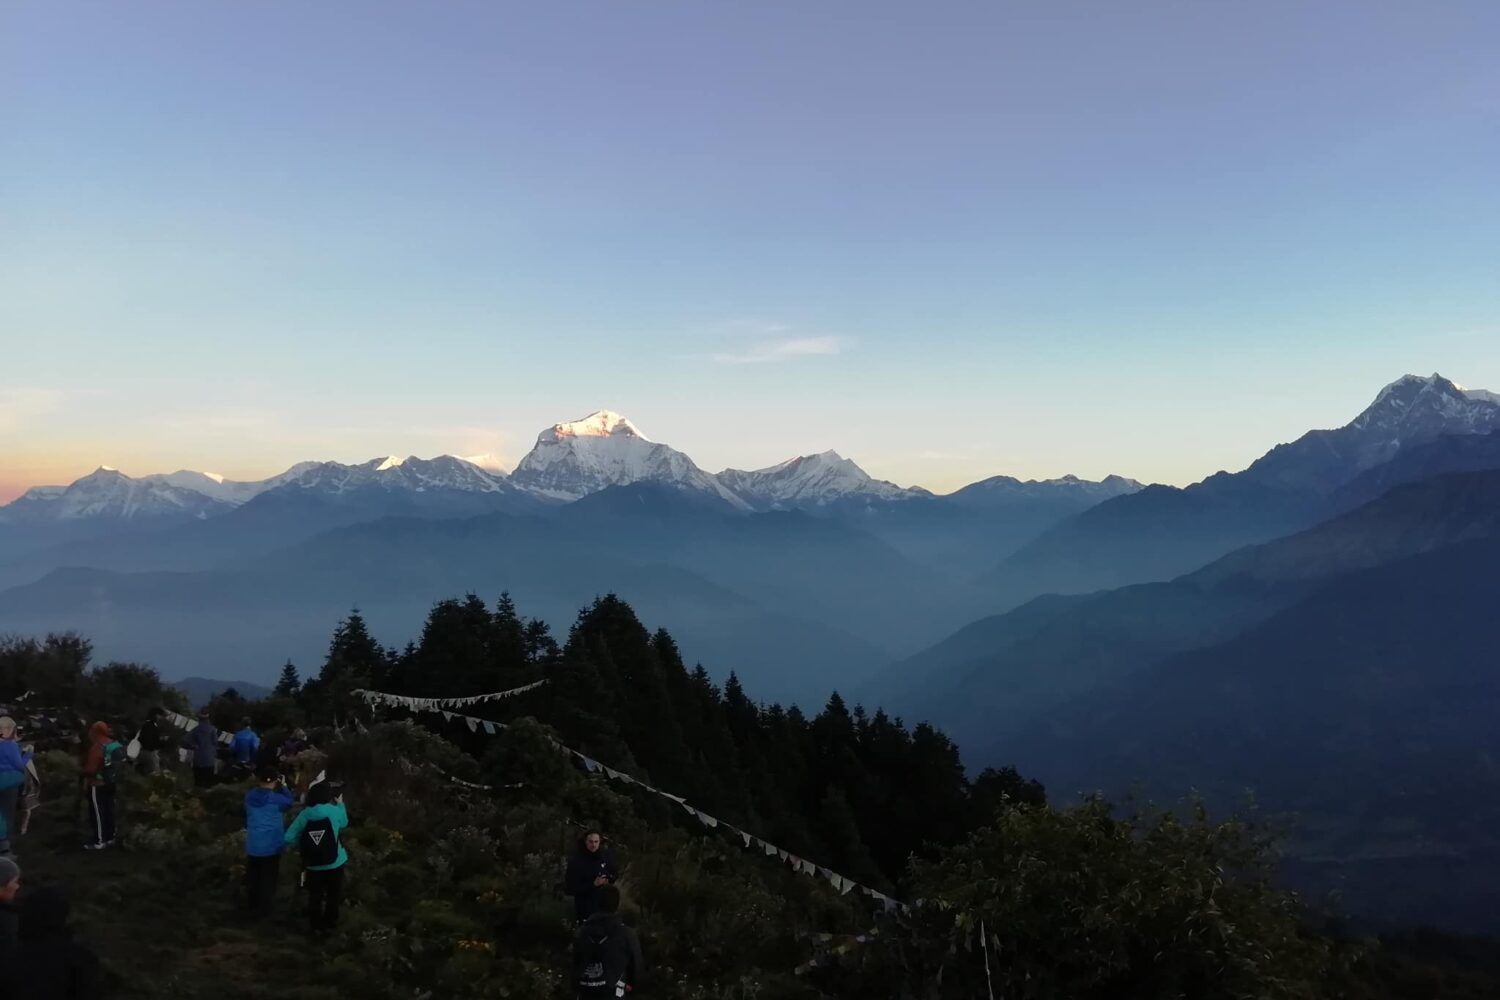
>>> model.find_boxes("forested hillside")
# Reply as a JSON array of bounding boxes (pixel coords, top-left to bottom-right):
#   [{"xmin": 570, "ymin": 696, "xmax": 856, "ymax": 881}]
[{"xmin": 3, "ymin": 596, "xmax": 1498, "ymax": 998}]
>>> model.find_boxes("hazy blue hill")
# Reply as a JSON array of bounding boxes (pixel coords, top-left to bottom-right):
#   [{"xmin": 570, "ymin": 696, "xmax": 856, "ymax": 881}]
[
  {"xmin": 0, "ymin": 508, "xmax": 889, "ymax": 707},
  {"xmin": 1018, "ymin": 536, "xmax": 1500, "ymax": 932},
  {"xmin": 547, "ymin": 482, "xmax": 989, "ymax": 655},
  {"xmin": 817, "ymin": 492, "xmax": 1108, "ymax": 577},
  {"xmin": 173, "ymin": 676, "xmax": 274, "ymax": 705},
  {"xmin": 0, "ymin": 475, "xmax": 550, "ymax": 591},
  {"xmin": 984, "ymin": 477, "xmax": 1318, "ymax": 599},
  {"xmin": 888, "ymin": 470, "xmax": 1500, "ymax": 765},
  {"xmin": 1329, "ymin": 428, "xmax": 1500, "ymax": 514}
]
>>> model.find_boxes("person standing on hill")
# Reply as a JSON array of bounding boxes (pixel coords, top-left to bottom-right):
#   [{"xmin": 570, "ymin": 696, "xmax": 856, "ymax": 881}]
[
  {"xmin": 0, "ymin": 716, "xmax": 33, "ymax": 857},
  {"xmin": 572, "ymin": 884, "xmax": 644, "ymax": 999},
  {"xmin": 230, "ymin": 717, "xmax": 260, "ymax": 773},
  {"xmin": 566, "ymin": 830, "xmax": 619, "ymax": 923},
  {"xmin": 284, "ymin": 779, "xmax": 349, "ymax": 937},
  {"xmin": 243, "ymin": 766, "xmax": 296, "ymax": 919},
  {"xmin": 80, "ymin": 721, "xmax": 125, "ymax": 850},
  {"xmin": 136, "ymin": 707, "xmax": 172, "ymax": 776},
  {"xmin": 185, "ymin": 710, "xmax": 219, "ymax": 787}
]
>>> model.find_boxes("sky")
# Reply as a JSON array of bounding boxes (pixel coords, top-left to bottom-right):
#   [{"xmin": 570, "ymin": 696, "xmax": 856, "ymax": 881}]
[{"xmin": 2, "ymin": 0, "xmax": 1498, "ymax": 502}]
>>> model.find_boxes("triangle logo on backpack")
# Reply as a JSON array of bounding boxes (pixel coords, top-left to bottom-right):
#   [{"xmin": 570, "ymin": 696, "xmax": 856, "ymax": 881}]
[{"xmin": 309, "ymin": 830, "xmax": 326, "ymax": 846}]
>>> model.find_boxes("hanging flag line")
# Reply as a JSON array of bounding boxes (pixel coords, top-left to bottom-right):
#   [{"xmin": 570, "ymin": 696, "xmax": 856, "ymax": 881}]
[
  {"xmin": 160, "ymin": 707, "xmax": 235, "ymax": 746},
  {"xmin": 353, "ymin": 686, "xmax": 908, "ymax": 914},
  {"xmin": 349, "ymin": 679, "xmax": 546, "ymax": 714}
]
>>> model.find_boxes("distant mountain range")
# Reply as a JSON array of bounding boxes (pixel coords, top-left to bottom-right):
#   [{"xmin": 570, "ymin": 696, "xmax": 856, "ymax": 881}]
[
  {"xmin": 986, "ymin": 373, "xmax": 1500, "ymax": 602},
  {"xmin": 0, "ymin": 408, "xmax": 1136, "ymax": 524}
]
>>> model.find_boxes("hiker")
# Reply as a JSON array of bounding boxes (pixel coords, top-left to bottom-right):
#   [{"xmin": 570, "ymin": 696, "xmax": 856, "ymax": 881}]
[
  {"xmin": 80, "ymin": 721, "xmax": 125, "ymax": 850},
  {"xmin": 566, "ymin": 829, "xmax": 619, "ymax": 923},
  {"xmin": 15, "ymin": 885, "xmax": 103, "ymax": 998},
  {"xmin": 0, "ymin": 856, "xmax": 19, "ymax": 951},
  {"xmin": 279, "ymin": 729, "xmax": 316, "ymax": 789},
  {"xmin": 244, "ymin": 765, "xmax": 296, "ymax": 918},
  {"xmin": 136, "ymin": 707, "xmax": 173, "ymax": 775},
  {"xmin": 284, "ymin": 779, "xmax": 348, "ymax": 936},
  {"xmin": 279, "ymin": 728, "xmax": 309, "ymax": 762},
  {"xmin": 0, "ymin": 716, "xmax": 33, "ymax": 856},
  {"xmin": 185, "ymin": 710, "xmax": 219, "ymax": 787},
  {"xmin": 572, "ymin": 884, "xmax": 644, "ymax": 999},
  {"xmin": 231, "ymin": 717, "xmax": 260, "ymax": 772}
]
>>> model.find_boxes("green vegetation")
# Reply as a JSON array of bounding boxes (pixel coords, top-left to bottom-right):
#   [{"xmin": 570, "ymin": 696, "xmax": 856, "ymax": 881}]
[{"xmin": 4, "ymin": 594, "xmax": 1498, "ymax": 998}]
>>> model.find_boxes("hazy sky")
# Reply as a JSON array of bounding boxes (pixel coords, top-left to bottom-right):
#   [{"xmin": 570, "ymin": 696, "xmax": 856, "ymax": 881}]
[{"xmin": 3, "ymin": 1, "xmax": 1497, "ymax": 502}]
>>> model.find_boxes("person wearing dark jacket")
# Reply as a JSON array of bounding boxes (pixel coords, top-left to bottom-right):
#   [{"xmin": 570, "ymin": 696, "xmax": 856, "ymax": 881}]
[
  {"xmin": 15, "ymin": 885, "xmax": 103, "ymax": 999},
  {"xmin": 136, "ymin": 708, "xmax": 172, "ymax": 775},
  {"xmin": 572, "ymin": 885, "xmax": 643, "ymax": 999},
  {"xmin": 565, "ymin": 830, "xmax": 618, "ymax": 923},
  {"xmin": 185, "ymin": 712, "xmax": 219, "ymax": 787},
  {"xmin": 244, "ymin": 766, "xmax": 296, "ymax": 918},
  {"xmin": 0, "ymin": 856, "xmax": 20, "ymax": 952}
]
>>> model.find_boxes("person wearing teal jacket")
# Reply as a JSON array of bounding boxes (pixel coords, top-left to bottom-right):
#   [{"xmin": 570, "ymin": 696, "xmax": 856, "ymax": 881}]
[{"xmin": 284, "ymin": 781, "xmax": 348, "ymax": 935}]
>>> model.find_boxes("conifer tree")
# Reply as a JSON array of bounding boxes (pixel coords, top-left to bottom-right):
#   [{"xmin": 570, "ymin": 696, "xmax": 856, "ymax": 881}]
[
  {"xmin": 273, "ymin": 660, "xmax": 301, "ymax": 697},
  {"xmin": 302, "ymin": 608, "xmax": 389, "ymax": 721}
]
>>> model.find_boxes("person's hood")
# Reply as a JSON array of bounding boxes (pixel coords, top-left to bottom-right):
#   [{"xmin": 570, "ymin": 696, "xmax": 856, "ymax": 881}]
[
  {"xmin": 20, "ymin": 886, "xmax": 71, "ymax": 940},
  {"xmin": 89, "ymin": 721, "xmax": 112, "ymax": 744},
  {"xmin": 245, "ymin": 786, "xmax": 283, "ymax": 807},
  {"xmin": 237, "ymin": 726, "xmax": 255, "ymax": 735},
  {"xmin": 583, "ymin": 911, "xmax": 624, "ymax": 934}
]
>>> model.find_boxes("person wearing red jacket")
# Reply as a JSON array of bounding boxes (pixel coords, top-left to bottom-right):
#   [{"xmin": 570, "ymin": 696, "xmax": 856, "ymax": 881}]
[{"xmin": 80, "ymin": 722, "xmax": 122, "ymax": 850}]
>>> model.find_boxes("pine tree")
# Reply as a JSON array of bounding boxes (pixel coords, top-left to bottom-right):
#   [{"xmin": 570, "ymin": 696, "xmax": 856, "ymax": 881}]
[
  {"xmin": 302, "ymin": 608, "xmax": 389, "ymax": 721},
  {"xmin": 274, "ymin": 660, "xmax": 301, "ymax": 697}
]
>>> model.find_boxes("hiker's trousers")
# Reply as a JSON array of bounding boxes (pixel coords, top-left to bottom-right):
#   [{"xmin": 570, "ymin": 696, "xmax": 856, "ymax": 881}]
[
  {"xmin": 88, "ymin": 784, "xmax": 116, "ymax": 845},
  {"xmin": 305, "ymin": 865, "xmax": 344, "ymax": 931}
]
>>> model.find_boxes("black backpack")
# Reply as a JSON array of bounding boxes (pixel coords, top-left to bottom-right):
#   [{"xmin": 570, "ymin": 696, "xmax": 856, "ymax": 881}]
[
  {"xmin": 298, "ymin": 816, "xmax": 339, "ymax": 868},
  {"xmin": 575, "ymin": 925, "xmax": 625, "ymax": 998}
]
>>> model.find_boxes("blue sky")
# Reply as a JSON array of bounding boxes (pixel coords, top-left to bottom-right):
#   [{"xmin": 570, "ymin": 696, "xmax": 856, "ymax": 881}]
[{"xmin": 2, "ymin": 0, "xmax": 1497, "ymax": 500}]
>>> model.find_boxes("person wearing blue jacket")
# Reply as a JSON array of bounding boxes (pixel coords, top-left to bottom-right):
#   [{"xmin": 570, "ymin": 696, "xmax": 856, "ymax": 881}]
[
  {"xmin": 230, "ymin": 718, "xmax": 260, "ymax": 770},
  {"xmin": 0, "ymin": 716, "xmax": 32, "ymax": 857},
  {"xmin": 284, "ymin": 780, "xmax": 349, "ymax": 936},
  {"xmin": 244, "ymin": 765, "xmax": 296, "ymax": 918}
]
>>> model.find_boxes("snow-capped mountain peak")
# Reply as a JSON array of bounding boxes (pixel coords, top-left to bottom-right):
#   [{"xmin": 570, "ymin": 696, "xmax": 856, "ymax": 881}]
[
  {"xmin": 459, "ymin": 452, "xmax": 510, "ymax": 474},
  {"xmin": 0, "ymin": 466, "xmax": 234, "ymax": 524},
  {"xmin": 511, "ymin": 411, "xmax": 745, "ymax": 506},
  {"xmin": 1243, "ymin": 372, "xmax": 1500, "ymax": 492},
  {"xmin": 717, "ymin": 451, "xmax": 927, "ymax": 510},
  {"xmin": 544, "ymin": 410, "xmax": 646, "ymax": 442}
]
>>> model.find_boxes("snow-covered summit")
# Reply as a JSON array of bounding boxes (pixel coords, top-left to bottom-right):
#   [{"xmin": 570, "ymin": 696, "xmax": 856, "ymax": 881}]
[
  {"xmin": 511, "ymin": 410, "xmax": 746, "ymax": 506},
  {"xmin": 1244, "ymin": 372, "xmax": 1500, "ymax": 492},
  {"xmin": 718, "ymin": 451, "xmax": 927, "ymax": 510},
  {"xmin": 544, "ymin": 410, "xmax": 646, "ymax": 442},
  {"xmin": 459, "ymin": 452, "xmax": 510, "ymax": 474},
  {"xmin": 0, "ymin": 467, "xmax": 234, "ymax": 524}
]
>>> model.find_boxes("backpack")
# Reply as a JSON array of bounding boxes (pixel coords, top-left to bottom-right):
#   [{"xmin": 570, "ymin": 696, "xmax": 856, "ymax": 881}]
[
  {"xmin": 99, "ymin": 741, "xmax": 128, "ymax": 784},
  {"xmin": 575, "ymin": 926, "xmax": 626, "ymax": 998},
  {"xmin": 299, "ymin": 815, "xmax": 339, "ymax": 868}
]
